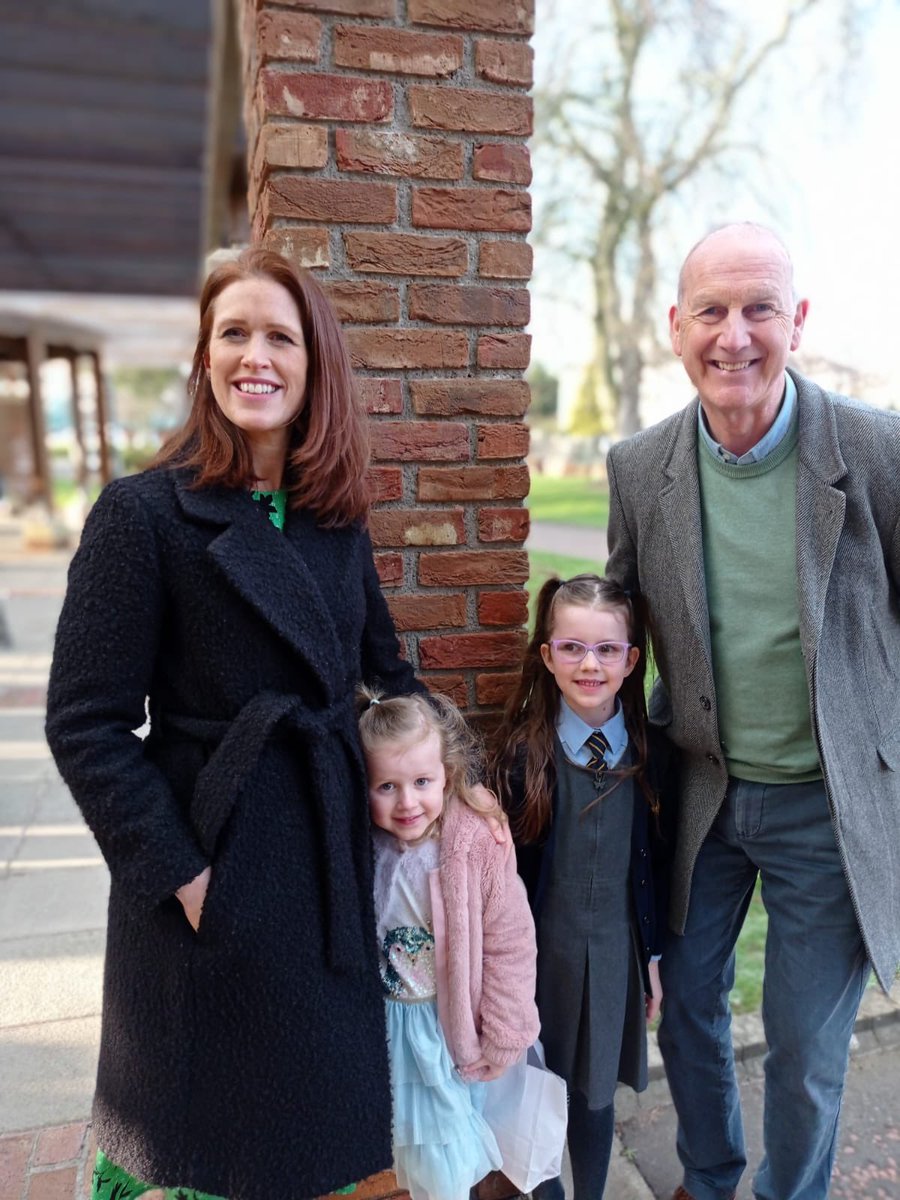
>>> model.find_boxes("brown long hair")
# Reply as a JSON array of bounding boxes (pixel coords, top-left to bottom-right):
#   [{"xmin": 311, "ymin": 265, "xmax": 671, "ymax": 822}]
[
  {"xmin": 150, "ymin": 248, "xmax": 370, "ymax": 527},
  {"xmin": 489, "ymin": 574, "xmax": 656, "ymax": 843}
]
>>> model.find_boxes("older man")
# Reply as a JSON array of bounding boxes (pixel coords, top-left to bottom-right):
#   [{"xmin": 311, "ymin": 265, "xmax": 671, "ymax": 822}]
[{"xmin": 605, "ymin": 223, "xmax": 900, "ymax": 1200}]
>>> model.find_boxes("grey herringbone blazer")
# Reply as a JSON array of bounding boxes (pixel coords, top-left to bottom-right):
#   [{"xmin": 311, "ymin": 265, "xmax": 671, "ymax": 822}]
[{"xmin": 606, "ymin": 369, "xmax": 900, "ymax": 990}]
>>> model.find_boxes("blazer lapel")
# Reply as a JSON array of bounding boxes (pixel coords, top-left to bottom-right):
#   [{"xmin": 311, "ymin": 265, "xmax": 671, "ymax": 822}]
[
  {"xmin": 175, "ymin": 477, "xmax": 344, "ymax": 702},
  {"xmin": 792, "ymin": 372, "xmax": 847, "ymax": 665},
  {"xmin": 657, "ymin": 405, "xmax": 714, "ymax": 664}
]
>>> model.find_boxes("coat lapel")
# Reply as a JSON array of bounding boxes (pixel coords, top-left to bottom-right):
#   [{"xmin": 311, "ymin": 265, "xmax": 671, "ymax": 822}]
[
  {"xmin": 792, "ymin": 371, "xmax": 847, "ymax": 665},
  {"xmin": 657, "ymin": 405, "xmax": 714, "ymax": 664},
  {"xmin": 175, "ymin": 476, "xmax": 345, "ymax": 702}
]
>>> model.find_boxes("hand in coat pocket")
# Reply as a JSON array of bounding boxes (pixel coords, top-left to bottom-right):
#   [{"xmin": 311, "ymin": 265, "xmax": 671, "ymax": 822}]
[{"xmin": 176, "ymin": 866, "xmax": 212, "ymax": 932}]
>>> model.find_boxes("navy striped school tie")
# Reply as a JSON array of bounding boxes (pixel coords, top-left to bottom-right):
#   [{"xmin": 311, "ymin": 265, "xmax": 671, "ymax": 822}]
[{"xmin": 585, "ymin": 729, "xmax": 610, "ymax": 773}]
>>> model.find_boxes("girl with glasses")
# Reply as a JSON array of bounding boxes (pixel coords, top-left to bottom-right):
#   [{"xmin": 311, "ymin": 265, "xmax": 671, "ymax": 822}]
[{"xmin": 489, "ymin": 574, "xmax": 678, "ymax": 1200}]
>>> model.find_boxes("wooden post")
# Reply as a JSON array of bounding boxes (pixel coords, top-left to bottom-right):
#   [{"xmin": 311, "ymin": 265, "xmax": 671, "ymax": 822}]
[
  {"xmin": 90, "ymin": 351, "xmax": 112, "ymax": 486},
  {"xmin": 24, "ymin": 330, "xmax": 53, "ymax": 509},
  {"xmin": 67, "ymin": 353, "xmax": 90, "ymax": 492}
]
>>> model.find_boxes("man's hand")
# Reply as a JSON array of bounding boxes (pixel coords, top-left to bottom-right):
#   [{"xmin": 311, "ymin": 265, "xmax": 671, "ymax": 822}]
[
  {"xmin": 646, "ymin": 958, "xmax": 663, "ymax": 1021},
  {"xmin": 176, "ymin": 866, "xmax": 212, "ymax": 932}
]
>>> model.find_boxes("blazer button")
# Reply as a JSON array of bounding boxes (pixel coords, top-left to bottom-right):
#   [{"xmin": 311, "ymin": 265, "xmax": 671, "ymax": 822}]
[
  {"xmin": 640, "ymin": 878, "xmax": 646, "ymax": 886},
  {"xmin": 706, "ymin": 753, "xmax": 719, "ymax": 766},
  {"xmin": 639, "ymin": 848, "xmax": 647, "ymax": 857},
  {"xmin": 700, "ymin": 695, "xmax": 711, "ymax": 711},
  {"xmin": 642, "ymin": 915, "xmax": 650, "ymax": 924}
]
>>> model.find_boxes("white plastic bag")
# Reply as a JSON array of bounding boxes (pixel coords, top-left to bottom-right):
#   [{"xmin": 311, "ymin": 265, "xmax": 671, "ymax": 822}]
[{"xmin": 481, "ymin": 1041, "xmax": 568, "ymax": 1193}]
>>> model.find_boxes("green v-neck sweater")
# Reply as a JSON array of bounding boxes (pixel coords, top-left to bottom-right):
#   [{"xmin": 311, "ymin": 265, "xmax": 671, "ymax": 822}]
[{"xmin": 697, "ymin": 421, "xmax": 822, "ymax": 783}]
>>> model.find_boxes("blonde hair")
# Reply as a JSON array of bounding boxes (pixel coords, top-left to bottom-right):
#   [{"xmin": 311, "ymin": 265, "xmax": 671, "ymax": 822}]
[{"xmin": 357, "ymin": 687, "xmax": 501, "ymax": 839}]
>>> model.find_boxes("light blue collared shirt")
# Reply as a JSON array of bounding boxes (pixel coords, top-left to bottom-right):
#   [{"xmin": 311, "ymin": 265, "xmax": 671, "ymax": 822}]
[
  {"xmin": 556, "ymin": 698, "xmax": 628, "ymax": 768},
  {"xmin": 698, "ymin": 372, "xmax": 797, "ymax": 465}
]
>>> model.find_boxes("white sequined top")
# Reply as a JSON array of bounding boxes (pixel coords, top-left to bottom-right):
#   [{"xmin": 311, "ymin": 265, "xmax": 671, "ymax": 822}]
[{"xmin": 373, "ymin": 829, "xmax": 439, "ymax": 1001}]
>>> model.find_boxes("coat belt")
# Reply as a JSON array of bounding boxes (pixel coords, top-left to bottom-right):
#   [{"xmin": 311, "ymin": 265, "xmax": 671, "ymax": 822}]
[{"xmin": 159, "ymin": 691, "xmax": 367, "ymax": 975}]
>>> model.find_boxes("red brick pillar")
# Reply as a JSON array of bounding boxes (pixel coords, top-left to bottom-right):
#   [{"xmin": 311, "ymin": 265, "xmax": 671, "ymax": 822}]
[{"xmin": 240, "ymin": 0, "xmax": 534, "ymax": 717}]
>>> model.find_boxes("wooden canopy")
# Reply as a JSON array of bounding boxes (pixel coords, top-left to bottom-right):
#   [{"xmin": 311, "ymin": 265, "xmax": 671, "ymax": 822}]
[
  {"xmin": 0, "ymin": 312, "xmax": 111, "ymax": 507},
  {"xmin": 0, "ymin": 1, "xmax": 214, "ymax": 297}
]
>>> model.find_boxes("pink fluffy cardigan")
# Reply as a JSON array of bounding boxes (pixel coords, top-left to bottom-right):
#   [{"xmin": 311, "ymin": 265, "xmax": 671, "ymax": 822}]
[{"xmin": 429, "ymin": 796, "xmax": 540, "ymax": 1070}]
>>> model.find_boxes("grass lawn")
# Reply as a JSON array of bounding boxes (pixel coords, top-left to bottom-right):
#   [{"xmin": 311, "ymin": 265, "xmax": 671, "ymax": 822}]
[
  {"xmin": 527, "ymin": 545, "xmax": 767, "ymax": 1015},
  {"xmin": 52, "ymin": 478, "xmax": 101, "ymax": 508},
  {"xmin": 529, "ymin": 474, "xmax": 610, "ymax": 529},
  {"xmin": 730, "ymin": 883, "xmax": 767, "ymax": 1014}
]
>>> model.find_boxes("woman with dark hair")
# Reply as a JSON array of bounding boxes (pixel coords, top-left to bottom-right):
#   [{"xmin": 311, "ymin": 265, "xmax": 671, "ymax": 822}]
[{"xmin": 46, "ymin": 249, "xmax": 421, "ymax": 1200}]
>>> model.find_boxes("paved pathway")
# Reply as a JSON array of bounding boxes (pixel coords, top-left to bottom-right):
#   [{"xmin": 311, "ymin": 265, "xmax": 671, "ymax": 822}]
[
  {"xmin": 525, "ymin": 520, "xmax": 608, "ymax": 564},
  {"xmin": 0, "ymin": 549, "xmax": 107, "ymax": 1199},
  {"xmin": 1, "ymin": 539, "xmax": 898, "ymax": 1200},
  {"xmin": 617, "ymin": 997, "xmax": 900, "ymax": 1198}
]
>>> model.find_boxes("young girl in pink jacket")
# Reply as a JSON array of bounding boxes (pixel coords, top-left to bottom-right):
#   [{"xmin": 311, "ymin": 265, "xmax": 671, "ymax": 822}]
[{"xmin": 358, "ymin": 688, "xmax": 540, "ymax": 1200}]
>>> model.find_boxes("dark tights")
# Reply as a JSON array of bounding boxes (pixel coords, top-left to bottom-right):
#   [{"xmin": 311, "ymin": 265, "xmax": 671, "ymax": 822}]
[{"xmin": 532, "ymin": 1094, "xmax": 615, "ymax": 1200}]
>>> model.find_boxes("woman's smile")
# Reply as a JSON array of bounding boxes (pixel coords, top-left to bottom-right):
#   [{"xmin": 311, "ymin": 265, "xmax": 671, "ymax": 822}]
[{"xmin": 205, "ymin": 277, "xmax": 310, "ymax": 452}]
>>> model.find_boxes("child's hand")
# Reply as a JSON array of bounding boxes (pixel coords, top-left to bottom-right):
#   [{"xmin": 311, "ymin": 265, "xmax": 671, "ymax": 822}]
[
  {"xmin": 645, "ymin": 958, "xmax": 662, "ymax": 1022},
  {"xmin": 470, "ymin": 784, "xmax": 511, "ymax": 849},
  {"xmin": 459, "ymin": 1056, "xmax": 507, "ymax": 1083}
]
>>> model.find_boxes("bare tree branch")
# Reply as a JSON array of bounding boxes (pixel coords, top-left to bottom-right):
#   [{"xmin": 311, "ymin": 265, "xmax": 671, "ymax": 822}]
[{"xmin": 532, "ymin": 0, "xmax": 864, "ymax": 436}]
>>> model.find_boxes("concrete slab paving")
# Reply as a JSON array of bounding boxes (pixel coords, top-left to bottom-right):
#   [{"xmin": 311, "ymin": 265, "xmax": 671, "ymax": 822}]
[
  {"xmin": 0, "ymin": 712, "xmax": 48, "ymax": 739},
  {"xmin": 618, "ymin": 1031, "xmax": 900, "ymax": 1200},
  {"xmin": 0, "ymin": 799, "xmax": 37, "ymax": 827},
  {"xmin": 12, "ymin": 831, "xmax": 103, "ymax": 868},
  {"xmin": 0, "ymin": 1015, "xmax": 101, "ymax": 1132},
  {"xmin": 0, "ymin": 929, "xmax": 105, "ymax": 1027},
  {"xmin": 32, "ymin": 782, "xmax": 92, "ymax": 824},
  {"xmin": 0, "ymin": 865, "xmax": 109, "ymax": 942},
  {"xmin": 0, "ymin": 741, "xmax": 53, "ymax": 760},
  {"xmin": 0, "ymin": 760, "xmax": 54, "ymax": 784}
]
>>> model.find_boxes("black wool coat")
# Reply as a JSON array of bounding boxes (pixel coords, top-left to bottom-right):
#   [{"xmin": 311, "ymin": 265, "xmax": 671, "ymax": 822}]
[{"xmin": 45, "ymin": 466, "xmax": 421, "ymax": 1200}]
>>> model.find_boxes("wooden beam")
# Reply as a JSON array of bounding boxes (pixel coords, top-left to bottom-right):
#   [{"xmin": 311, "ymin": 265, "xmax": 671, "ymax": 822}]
[
  {"xmin": 24, "ymin": 330, "xmax": 53, "ymax": 509},
  {"xmin": 202, "ymin": 0, "xmax": 245, "ymax": 264},
  {"xmin": 67, "ymin": 353, "xmax": 90, "ymax": 492},
  {"xmin": 91, "ymin": 352, "xmax": 112, "ymax": 486}
]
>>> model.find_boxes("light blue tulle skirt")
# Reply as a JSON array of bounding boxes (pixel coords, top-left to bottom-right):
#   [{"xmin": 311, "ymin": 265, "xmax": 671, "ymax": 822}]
[{"xmin": 386, "ymin": 998, "xmax": 502, "ymax": 1200}]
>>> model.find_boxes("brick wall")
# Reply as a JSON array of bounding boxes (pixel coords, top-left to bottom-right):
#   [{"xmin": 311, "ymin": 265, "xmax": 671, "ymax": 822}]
[{"xmin": 239, "ymin": 0, "xmax": 534, "ymax": 718}]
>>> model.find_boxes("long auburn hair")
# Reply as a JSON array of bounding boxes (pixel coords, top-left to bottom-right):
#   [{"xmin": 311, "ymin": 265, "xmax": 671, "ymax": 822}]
[
  {"xmin": 489, "ymin": 574, "xmax": 657, "ymax": 843},
  {"xmin": 150, "ymin": 247, "xmax": 370, "ymax": 527},
  {"xmin": 358, "ymin": 686, "xmax": 503, "ymax": 844}
]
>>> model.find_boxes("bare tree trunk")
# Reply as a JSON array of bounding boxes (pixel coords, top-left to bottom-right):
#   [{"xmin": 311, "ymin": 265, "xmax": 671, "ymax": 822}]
[{"xmin": 617, "ymin": 341, "xmax": 644, "ymax": 437}]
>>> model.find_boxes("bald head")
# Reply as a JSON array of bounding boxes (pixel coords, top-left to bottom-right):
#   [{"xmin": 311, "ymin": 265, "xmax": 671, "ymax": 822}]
[
  {"xmin": 668, "ymin": 221, "xmax": 809, "ymax": 456},
  {"xmin": 677, "ymin": 223, "xmax": 796, "ymax": 306}
]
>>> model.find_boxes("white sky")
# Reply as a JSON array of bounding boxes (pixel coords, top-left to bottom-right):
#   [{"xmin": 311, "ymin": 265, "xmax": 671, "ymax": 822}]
[{"xmin": 529, "ymin": 2, "xmax": 900, "ymax": 398}]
